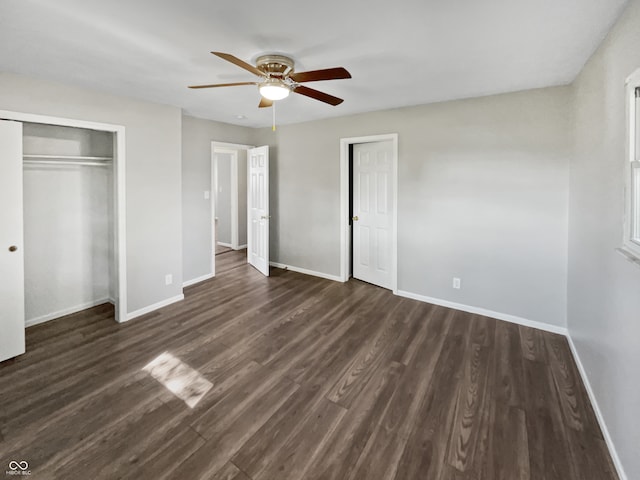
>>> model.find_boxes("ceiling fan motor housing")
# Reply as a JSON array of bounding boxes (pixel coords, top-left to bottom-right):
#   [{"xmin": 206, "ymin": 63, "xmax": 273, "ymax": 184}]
[{"xmin": 256, "ymin": 55, "xmax": 295, "ymax": 78}]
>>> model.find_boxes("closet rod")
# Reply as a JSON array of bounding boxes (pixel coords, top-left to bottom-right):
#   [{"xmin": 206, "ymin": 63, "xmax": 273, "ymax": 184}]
[
  {"xmin": 23, "ymin": 154, "xmax": 112, "ymax": 161},
  {"xmin": 24, "ymin": 159, "xmax": 112, "ymax": 167}
]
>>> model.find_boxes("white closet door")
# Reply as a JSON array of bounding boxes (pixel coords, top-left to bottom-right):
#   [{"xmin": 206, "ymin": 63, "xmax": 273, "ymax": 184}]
[{"xmin": 0, "ymin": 120, "xmax": 26, "ymax": 362}]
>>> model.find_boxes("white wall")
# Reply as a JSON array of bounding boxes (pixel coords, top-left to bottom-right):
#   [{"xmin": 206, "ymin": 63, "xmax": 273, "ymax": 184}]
[
  {"xmin": 181, "ymin": 115, "xmax": 253, "ymax": 283},
  {"xmin": 256, "ymin": 86, "xmax": 572, "ymax": 328},
  {"xmin": 0, "ymin": 72, "xmax": 183, "ymax": 314},
  {"xmin": 23, "ymin": 123, "xmax": 113, "ymax": 323},
  {"xmin": 216, "ymin": 152, "xmax": 233, "ymax": 244},
  {"xmin": 569, "ymin": 0, "xmax": 640, "ymax": 477}
]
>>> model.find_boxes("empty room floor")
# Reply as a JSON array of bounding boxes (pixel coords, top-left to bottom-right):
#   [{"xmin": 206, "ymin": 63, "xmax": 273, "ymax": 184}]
[{"xmin": 0, "ymin": 250, "xmax": 617, "ymax": 479}]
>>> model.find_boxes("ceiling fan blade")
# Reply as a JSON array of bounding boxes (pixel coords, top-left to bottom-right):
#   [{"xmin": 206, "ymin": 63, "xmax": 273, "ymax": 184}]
[
  {"xmin": 188, "ymin": 82, "xmax": 257, "ymax": 89},
  {"xmin": 211, "ymin": 52, "xmax": 264, "ymax": 77},
  {"xmin": 259, "ymin": 97, "xmax": 273, "ymax": 108},
  {"xmin": 290, "ymin": 67, "xmax": 351, "ymax": 83},
  {"xmin": 294, "ymin": 85, "xmax": 344, "ymax": 106}
]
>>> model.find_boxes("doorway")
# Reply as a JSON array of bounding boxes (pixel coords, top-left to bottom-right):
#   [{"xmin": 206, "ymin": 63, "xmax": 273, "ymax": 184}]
[
  {"xmin": 213, "ymin": 148, "xmax": 247, "ymax": 255},
  {"xmin": 340, "ymin": 134, "xmax": 398, "ymax": 291},
  {"xmin": 211, "ymin": 143, "xmax": 250, "ymax": 276}
]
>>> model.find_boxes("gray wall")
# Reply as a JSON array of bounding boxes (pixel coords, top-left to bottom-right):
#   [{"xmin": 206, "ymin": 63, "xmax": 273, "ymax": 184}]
[
  {"xmin": 0, "ymin": 72, "xmax": 182, "ymax": 313},
  {"xmin": 216, "ymin": 152, "xmax": 232, "ymax": 245},
  {"xmin": 569, "ymin": 0, "xmax": 640, "ymax": 477},
  {"xmin": 181, "ymin": 115, "xmax": 253, "ymax": 283},
  {"xmin": 256, "ymin": 86, "xmax": 572, "ymax": 327}
]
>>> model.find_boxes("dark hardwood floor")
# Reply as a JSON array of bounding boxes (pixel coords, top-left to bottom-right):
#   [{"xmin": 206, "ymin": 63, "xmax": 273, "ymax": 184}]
[
  {"xmin": 215, "ymin": 244, "xmax": 234, "ymax": 255},
  {"xmin": 0, "ymin": 250, "xmax": 617, "ymax": 479}
]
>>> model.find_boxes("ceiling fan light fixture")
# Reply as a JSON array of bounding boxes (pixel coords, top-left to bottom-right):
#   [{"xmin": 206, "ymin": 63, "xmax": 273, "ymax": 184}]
[
  {"xmin": 259, "ymin": 79, "xmax": 290, "ymax": 100},
  {"xmin": 191, "ymin": 52, "xmax": 349, "ymax": 107}
]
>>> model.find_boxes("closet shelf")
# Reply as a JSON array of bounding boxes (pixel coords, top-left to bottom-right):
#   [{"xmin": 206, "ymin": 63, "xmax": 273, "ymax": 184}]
[{"xmin": 23, "ymin": 154, "xmax": 112, "ymax": 161}]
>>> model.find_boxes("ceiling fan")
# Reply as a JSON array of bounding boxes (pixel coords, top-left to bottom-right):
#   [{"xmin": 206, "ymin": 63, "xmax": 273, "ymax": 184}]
[{"xmin": 189, "ymin": 52, "xmax": 351, "ymax": 108}]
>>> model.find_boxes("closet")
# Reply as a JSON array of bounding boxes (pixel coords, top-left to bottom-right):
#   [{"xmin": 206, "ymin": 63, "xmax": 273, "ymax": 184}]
[{"xmin": 0, "ymin": 116, "xmax": 123, "ymax": 363}]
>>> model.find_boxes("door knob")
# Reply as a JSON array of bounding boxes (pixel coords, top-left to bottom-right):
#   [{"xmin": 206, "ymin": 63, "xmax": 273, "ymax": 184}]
[
  {"xmin": 352, "ymin": 216, "xmax": 359, "ymax": 221},
  {"xmin": 8, "ymin": 245, "xmax": 18, "ymax": 252}
]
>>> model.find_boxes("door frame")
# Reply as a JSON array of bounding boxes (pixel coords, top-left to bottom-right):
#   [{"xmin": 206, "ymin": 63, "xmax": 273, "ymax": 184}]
[
  {"xmin": 0, "ymin": 109, "xmax": 128, "ymax": 323},
  {"xmin": 211, "ymin": 141, "xmax": 254, "ymax": 276},
  {"xmin": 339, "ymin": 133, "xmax": 398, "ymax": 292}
]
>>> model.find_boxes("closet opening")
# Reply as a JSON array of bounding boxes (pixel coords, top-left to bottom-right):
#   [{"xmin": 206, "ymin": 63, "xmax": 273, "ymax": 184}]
[
  {"xmin": 23, "ymin": 122, "xmax": 118, "ymax": 326},
  {"xmin": 0, "ymin": 110, "xmax": 127, "ymax": 333}
]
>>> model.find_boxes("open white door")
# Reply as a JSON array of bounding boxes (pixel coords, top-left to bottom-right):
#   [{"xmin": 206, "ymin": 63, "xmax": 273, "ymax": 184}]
[
  {"xmin": 247, "ymin": 146, "xmax": 269, "ymax": 276},
  {"xmin": 0, "ymin": 120, "xmax": 26, "ymax": 362},
  {"xmin": 353, "ymin": 141, "xmax": 394, "ymax": 289}
]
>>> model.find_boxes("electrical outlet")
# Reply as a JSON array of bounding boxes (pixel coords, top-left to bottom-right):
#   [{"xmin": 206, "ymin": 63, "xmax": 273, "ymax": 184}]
[
  {"xmin": 165, "ymin": 274, "xmax": 173, "ymax": 286},
  {"xmin": 204, "ymin": 190, "xmax": 210, "ymax": 200},
  {"xmin": 452, "ymin": 277, "xmax": 461, "ymax": 289}
]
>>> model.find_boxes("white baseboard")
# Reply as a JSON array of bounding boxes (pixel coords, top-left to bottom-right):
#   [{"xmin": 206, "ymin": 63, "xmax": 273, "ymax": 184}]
[
  {"xmin": 25, "ymin": 297, "xmax": 112, "ymax": 327},
  {"xmin": 236, "ymin": 244, "xmax": 247, "ymax": 249},
  {"xmin": 217, "ymin": 242, "xmax": 232, "ymax": 248},
  {"xmin": 394, "ymin": 290, "xmax": 568, "ymax": 336},
  {"xmin": 125, "ymin": 294, "xmax": 184, "ymax": 322},
  {"xmin": 567, "ymin": 336, "xmax": 628, "ymax": 480},
  {"xmin": 269, "ymin": 261, "xmax": 342, "ymax": 282},
  {"xmin": 183, "ymin": 273, "xmax": 215, "ymax": 287}
]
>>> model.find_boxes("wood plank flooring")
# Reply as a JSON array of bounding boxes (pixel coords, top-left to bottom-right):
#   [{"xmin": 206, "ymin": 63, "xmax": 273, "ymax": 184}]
[
  {"xmin": 0, "ymin": 250, "xmax": 617, "ymax": 479},
  {"xmin": 216, "ymin": 244, "xmax": 234, "ymax": 255}
]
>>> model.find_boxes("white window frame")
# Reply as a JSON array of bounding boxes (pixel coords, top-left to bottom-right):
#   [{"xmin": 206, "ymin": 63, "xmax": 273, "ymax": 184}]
[{"xmin": 623, "ymin": 69, "xmax": 640, "ymax": 259}]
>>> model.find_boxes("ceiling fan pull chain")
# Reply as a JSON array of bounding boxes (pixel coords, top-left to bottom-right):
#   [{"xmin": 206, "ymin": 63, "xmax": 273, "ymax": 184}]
[{"xmin": 272, "ymin": 101, "xmax": 277, "ymax": 131}]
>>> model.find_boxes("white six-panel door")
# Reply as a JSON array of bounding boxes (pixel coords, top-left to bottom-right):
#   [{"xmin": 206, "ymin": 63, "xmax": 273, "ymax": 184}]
[
  {"xmin": 247, "ymin": 146, "xmax": 269, "ymax": 276},
  {"xmin": 353, "ymin": 140, "xmax": 394, "ymax": 289},
  {"xmin": 0, "ymin": 120, "xmax": 26, "ymax": 362}
]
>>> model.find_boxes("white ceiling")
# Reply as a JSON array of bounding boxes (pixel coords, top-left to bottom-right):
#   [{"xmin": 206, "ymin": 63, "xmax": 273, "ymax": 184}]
[{"xmin": 0, "ymin": 0, "xmax": 628, "ymax": 128}]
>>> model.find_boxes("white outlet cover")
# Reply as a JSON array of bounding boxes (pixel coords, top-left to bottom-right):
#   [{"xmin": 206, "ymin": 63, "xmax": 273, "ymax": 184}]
[
  {"xmin": 165, "ymin": 274, "xmax": 173, "ymax": 285},
  {"xmin": 204, "ymin": 190, "xmax": 210, "ymax": 199}
]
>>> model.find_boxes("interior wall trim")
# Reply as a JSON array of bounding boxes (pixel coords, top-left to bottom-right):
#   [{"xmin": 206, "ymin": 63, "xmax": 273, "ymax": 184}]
[
  {"xmin": 567, "ymin": 336, "xmax": 628, "ymax": 480},
  {"xmin": 183, "ymin": 273, "xmax": 215, "ymax": 288},
  {"xmin": 395, "ymin": 289, "xmax": 568, "ymax": 335},
  {"xmin": 269, "ymin": 261, "xmax": 342, "ymax": 282},
  {"xmin": 25, "ymin": 298, "xmax": 112, "ymax": 328},
  {"xmin": 126, "ymin": 294, "xmax": 184, "ymax": 321}
]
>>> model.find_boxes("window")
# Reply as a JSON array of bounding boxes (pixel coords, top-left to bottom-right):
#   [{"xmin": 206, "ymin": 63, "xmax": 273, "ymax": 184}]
[{"xmin": 624, "ymin": 69, "xmax": 640, "ymax": 259}]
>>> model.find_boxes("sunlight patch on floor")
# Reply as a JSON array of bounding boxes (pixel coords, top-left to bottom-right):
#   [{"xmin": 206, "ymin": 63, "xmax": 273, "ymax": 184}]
[{"xmin": 143, "ymin": 352, "xmax": 213, "ymax": 408}]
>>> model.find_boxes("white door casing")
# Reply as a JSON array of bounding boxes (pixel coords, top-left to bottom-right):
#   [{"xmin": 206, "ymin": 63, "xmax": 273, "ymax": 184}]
[
  {"xmin": 0, "ymin": 120, "xmax": 26, "ymax": 362},
  {"xmin": 352, "ymin": 140, "xmax": 394, "ymax": 289},
  {"xmin": 247, "ymin": 146, "xmax": 269, "ymax": 276},
  {"xmin": 0, "ymin": 109, "xmax": 127, "ymax": 324}
]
